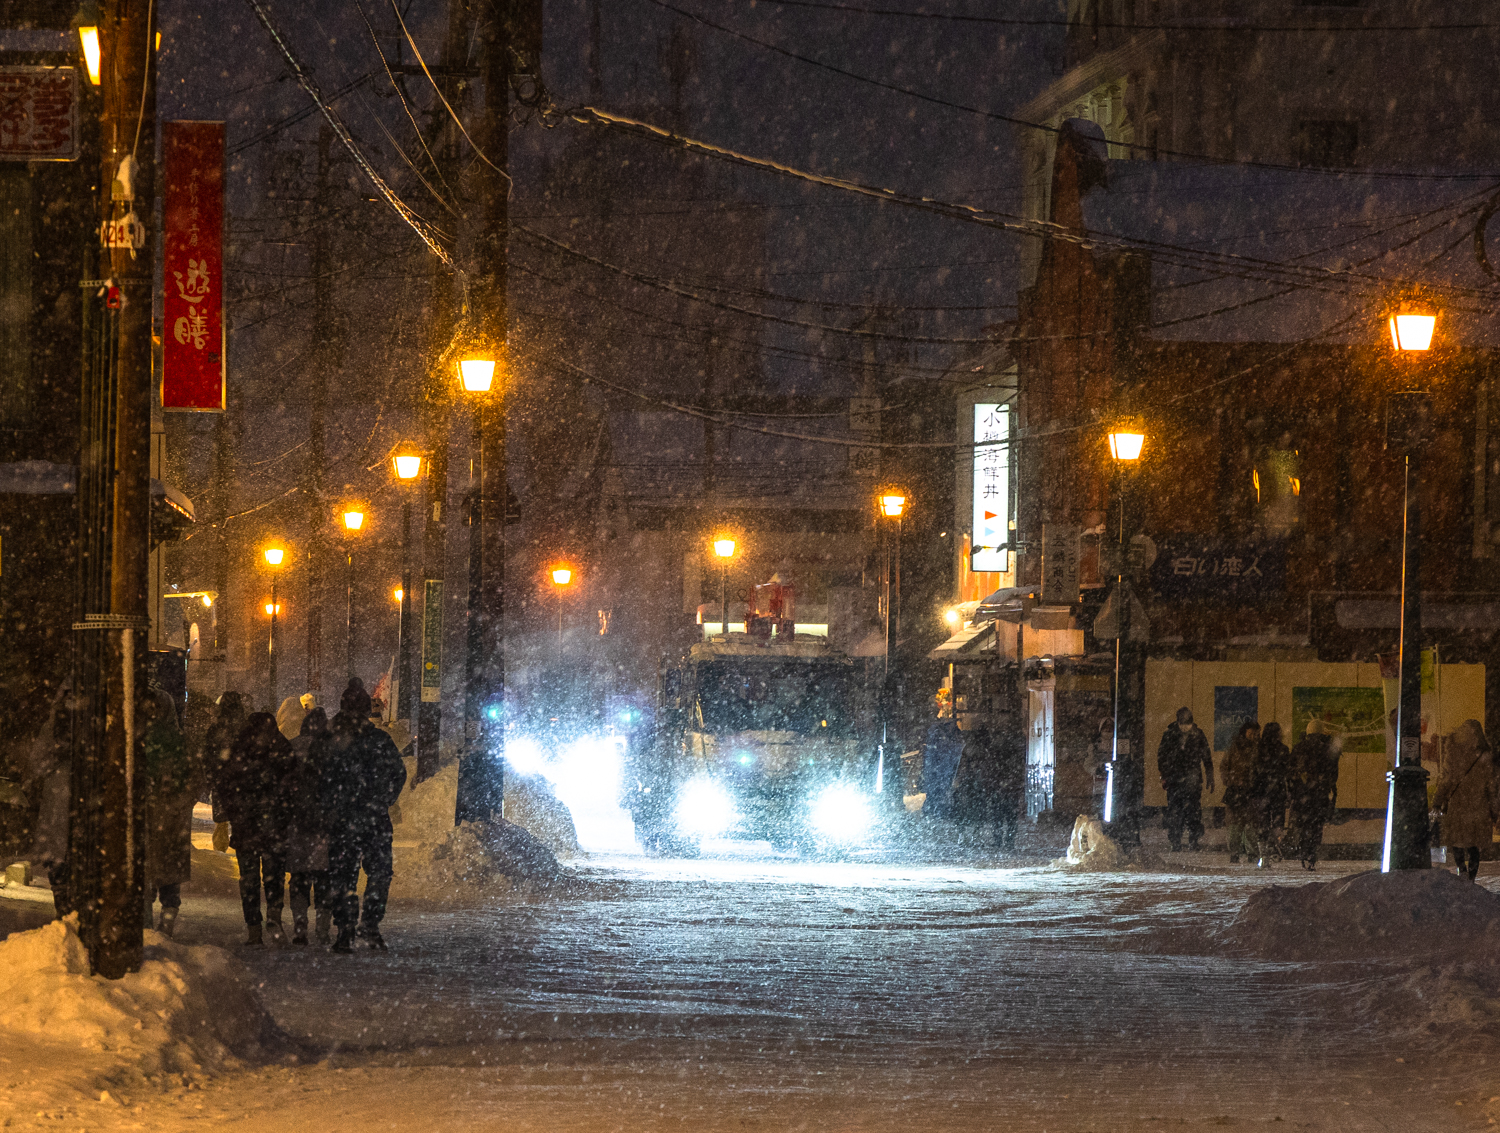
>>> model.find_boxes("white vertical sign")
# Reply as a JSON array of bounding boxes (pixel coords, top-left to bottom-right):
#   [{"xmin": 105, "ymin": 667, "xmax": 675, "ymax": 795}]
[{"xmin": 972, "ymin": 403, "xmax": 1009, "ymax": 571}]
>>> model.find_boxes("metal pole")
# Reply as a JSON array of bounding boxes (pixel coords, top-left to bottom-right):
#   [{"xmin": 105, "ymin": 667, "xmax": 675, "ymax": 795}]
[
  {"xmin": 1384, "ymin": 450, "xmax": 1431, "ymax": 870},
  {"xmin": 720, "ymin": 562, "xmax": 728, "ymax": 639},
  {"xmin": 345, "ymin": 546, "xmax": 355, "ymax": 683},
  {"xmin": 397, "ymin": 495, "xmax": 414, "ymax": 724},
  {"xmin": 269, "ymin": 575, "xmax": 278, "ymax": 711},
  {"xmin": 557, "ymin": 590, "xmax": 563, "ymax": 647}
]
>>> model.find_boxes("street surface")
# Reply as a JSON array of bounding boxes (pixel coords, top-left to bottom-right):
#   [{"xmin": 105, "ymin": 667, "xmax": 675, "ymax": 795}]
[{"xmin": 6, "ymin": 848, "xmax": 1500, "ymax": 1131}]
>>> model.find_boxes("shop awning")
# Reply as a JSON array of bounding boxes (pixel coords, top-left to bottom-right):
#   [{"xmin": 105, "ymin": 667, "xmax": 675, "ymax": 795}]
[{"xmin": 928, "ymin": 622, "xmax": 996, "ymax": 660}]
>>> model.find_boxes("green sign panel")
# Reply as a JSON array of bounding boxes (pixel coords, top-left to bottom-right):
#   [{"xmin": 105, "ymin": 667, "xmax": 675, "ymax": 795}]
[{"xmin": 421, "ymin": 579, "xmax": 442, "ymax": 703}]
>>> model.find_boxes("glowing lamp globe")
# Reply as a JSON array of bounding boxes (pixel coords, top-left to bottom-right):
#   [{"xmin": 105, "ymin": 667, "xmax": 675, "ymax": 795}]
[
  {"xmin": 551, "ymin": 567, "xmax": 573, "ymax": 587},
  {"xmin": 263, "ymin": 547, "xmax": 284, "ymax": 567},
  {"xmin": 342, "ymin": 509, "xmax": 365, "ymax": 532},
  {"xmin": 459, "ymin": 357, "xmax": 496, "ymax": 393},
  {"xmin": 1107, "ymin": 430, "xmax": 1146, "ymax": 462},
  {"xmin": 713, "ymin": 536, "xmax": 736, "ymax": 559},
  {"xmin": 393, "ymin": 452, "xmax": 422, "ymax": 481},
  {"xmin": 878, "ymin": 493, "xmax": 907, "ymax": 519},
  {"xmin": 1389, "ymin": 302, "xmax": 1437, "ymax": 352},
  {"xmin": 393, "ymin": 588, "xmax": 404, "ymax": 604}
]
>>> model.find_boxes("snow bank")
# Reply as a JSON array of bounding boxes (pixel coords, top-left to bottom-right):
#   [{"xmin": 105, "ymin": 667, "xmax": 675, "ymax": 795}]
[
  {"xmin": 391, "ymin": 818, "xmax": 568, "ymax": 903},
  {"xmin": 0, "ymin": 915, "xmax": 281, "ymax": 1076},
  {"xmin": 1221, "ymin": 868, "xmax": 1500, "ymax": 961},
  {"xmin": 397, "ymin": 760, "xmax": 580, "ymax": 858}
]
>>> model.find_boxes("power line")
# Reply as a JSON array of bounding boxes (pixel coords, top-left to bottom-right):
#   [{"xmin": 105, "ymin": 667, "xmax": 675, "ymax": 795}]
[{"xmin": 642, "ymin": 0, "xmax": 1500, "ymax": 182}]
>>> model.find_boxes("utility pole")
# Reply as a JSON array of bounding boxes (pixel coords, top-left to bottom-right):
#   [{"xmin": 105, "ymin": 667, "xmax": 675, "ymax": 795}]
[
  {"xmin": 304, "ymin": 125, "xmax": 334, "ymax": 706},
  {"xmin": 457, "ymin": 0, "xmax": 523, "ymax": 823},
  {"xmin": 73, "ymin": 0, "xmax": 157, "ymax": 979}
]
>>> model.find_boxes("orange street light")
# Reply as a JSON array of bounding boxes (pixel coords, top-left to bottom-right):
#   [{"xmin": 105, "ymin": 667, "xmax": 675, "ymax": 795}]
[
  {"xmin": 392, "ymin": 446, "xmax": 423, "ymax": 481},
  {"xmin": 878, "ymin": 490, "xmax": 908, "ymax": 519},
  {"xmin": 551, "ymin": 566, "xmax": 574, "ymax": 587},
  {"xmin": 459, "ymin": 356, "xmax": 497, "ymax": 393},
  {"xmin": 263, "ymin": 546, "xmax": 285, "ymax": 567},
  {"xmin": 342, "ymin": 508, "xmax": 365, "ymax": 532},
  {"xmin": 1389, "ymin": 298, "xmax": 1438, "ymax": 352},
  {"xmin": 1107, "ymin": 419, "xmax": 1147, "ymax": 463}
]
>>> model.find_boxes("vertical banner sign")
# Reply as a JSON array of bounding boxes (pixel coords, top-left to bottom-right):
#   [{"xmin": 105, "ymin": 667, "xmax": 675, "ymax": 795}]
[
  {"xmin": 972, "ymin": 403, "xmax": 1010, "ymax": 571},
  {"xmin": 162, "ymin": 121, "xmax": 225, "ymax": 411},
  {"xmin": 421, "ymin": 580, "xmax": 443, "ymax": 702}
]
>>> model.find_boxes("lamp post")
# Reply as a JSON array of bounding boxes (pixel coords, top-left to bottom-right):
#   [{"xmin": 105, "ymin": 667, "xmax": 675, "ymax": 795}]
[
  {"xmin": 342, "ymin": 507, "xmax": 365, "ymax": 684},
  {"xmin": 712, "ymin": 534, "xmax": 736, "ymax": 638},
  {"xmin": 264, "ymin": 546, "xmax": 285, "ymax": 710},
  {"xmin": 455, "ymin": 354, "xmax": 505, "ymax": 824},
  {"xmin": 1382, "ymin": 298, "xmax": 1439, "ymax": 872},
  {"xmin": 1104, "ymin": 419, "xmax": 1146, "ymax": 840},
  {"xmin": 392, "ymin": 447, "xmax": 422, "ymax": 725},
  {"xmin": 875, "ymin": 488, "xmax": 909, "ymax": 799},
  {"xmin": 550, "ymin": 565, "xmax": 574, "ymax": 646}
]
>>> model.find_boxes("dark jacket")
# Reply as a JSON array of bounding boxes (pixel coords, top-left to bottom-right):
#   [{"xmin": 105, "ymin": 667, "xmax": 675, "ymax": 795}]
[
  {"xmin": 143, "ymin": 690, "xmax": 201, "ymax": 888},
  {"xmin": 205, "ymin": 700, "xmax": 247, "ymax": 818},
  {"xmin": 218, "ymin": 713, "xmax": 297, "ymax": 853},
  {"xmin": 1250, "ymin": 729, "xmax": 1291, "ymax": 824},
  {"xmin": 1221, "ymin": 733, "xmax": 1259, "ymax": 813},
  {"xmin": 921, "ymin": 719, "xmax": 964, "ymax": 816},
  {"xmin": 1157, "ymin": 723, "xmax": 1213, "ymax": 792},
  {"xmin": 1288, "ymin": 733, "xmax": 1340, "ymax": 828},
  {"xmin": 318, "ymin": 711, "xmax": 407, "ymax": 830}
]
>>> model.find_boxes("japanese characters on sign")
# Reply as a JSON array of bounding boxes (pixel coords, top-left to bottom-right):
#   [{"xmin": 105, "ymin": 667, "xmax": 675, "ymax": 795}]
[
  {"xmin": 972, "ymin": 403, "xmax": 1010, "ymax": 572},
  {"xmin": 0, "ymin": 67, "xmax": 77, "ymax": 161},
  {"xmin": 1148, "ymin": 536, "xmax": 1286, "ymax": 601},
  {"xmin": 162, "ymin": 121, "xmax": 225, "ymax": 411},
  {"xmin": 1040, "ymin": 523, "xmax": 1080, "ymax": 606}
]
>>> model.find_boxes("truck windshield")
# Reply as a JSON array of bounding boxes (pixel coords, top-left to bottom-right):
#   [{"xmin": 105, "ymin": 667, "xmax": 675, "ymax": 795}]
[{"xmin": 695, "ymin": 661, "xmax": 853, "ymax": 735}]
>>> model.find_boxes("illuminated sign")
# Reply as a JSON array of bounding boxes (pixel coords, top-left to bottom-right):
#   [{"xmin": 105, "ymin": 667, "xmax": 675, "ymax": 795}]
[{"xmin": 972, "ymin": 403, "xmax": 1010, "ymax": 571}]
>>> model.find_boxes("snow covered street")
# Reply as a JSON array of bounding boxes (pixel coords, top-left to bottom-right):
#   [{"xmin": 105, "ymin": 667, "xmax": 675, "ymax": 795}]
[{"xmin": 6, "ymin": 851, "xmax": 1500, "ymax": 1131}]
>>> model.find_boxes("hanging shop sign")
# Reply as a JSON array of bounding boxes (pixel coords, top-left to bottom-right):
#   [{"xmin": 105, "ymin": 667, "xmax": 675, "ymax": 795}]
[
  {"xmin": 161, "ymin": 121, "xmax": 225, "ymax": 411},
  {"xmin": 971, "ymin": 402, "xmax": 1010, "ymax": 572},
  {"xmin": 1148, "ymin": 535, "xmax": 1286, "ymax": 601},
  {"xmin": 0, "ymin": 67, "xmax": 78, "ymax": 161}
]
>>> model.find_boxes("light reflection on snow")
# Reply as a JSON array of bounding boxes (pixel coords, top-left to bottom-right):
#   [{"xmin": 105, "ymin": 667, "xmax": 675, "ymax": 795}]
[{"xmin": 508, "ymin": 732, "xmax": 640, "ymax": 854}]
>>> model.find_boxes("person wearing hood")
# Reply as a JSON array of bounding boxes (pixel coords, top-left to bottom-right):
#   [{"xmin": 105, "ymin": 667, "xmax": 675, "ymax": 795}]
[
  {"xmin": 219, "ymin": 711, "xmax": 297, "ymax": 945},
  {"xmin": 286, "ymin": 707, "xmax": 333, "ymax": 944},
  {"xmin": 1249, "ymin": 722, "xmax": 1291, "ymax": 868},
  {"xmin": 1434, "ymin": 719, "xmax": 1496, "ymax": 881},
  {"xmin": 320, "ymin": 678, "xmax": 407, "ymax": 953},
  {"xmin": 1156, "ymin": 708, "xmax": 1215, "ymax": 852},
  {"xmin": 1286, "ymin": 720, "xmax": 1342, "ymax": 871},
  {"xmin": 921, "ymin": 703, "xmax": 964, "ymax": 820},
  {"xmin": 205, "ymin": 691, "xmax": 247, "ymax": 851},
  {"xmin": 276, "ymin": 694, "xmax": 310, "ymax": 741},
  {"xmin": 1221, "ymin": 720, "xmax": 1261, "ymax": 864},
  {"xmin": 141, "ymin": 687, "xmax": 201, "ymax": 937}
]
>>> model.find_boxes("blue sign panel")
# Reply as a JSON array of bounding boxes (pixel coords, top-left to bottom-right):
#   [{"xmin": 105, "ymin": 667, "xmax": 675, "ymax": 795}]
[{"xmin": 1148, "ymin": 536, "xmax": 1286, "ymax": 601}]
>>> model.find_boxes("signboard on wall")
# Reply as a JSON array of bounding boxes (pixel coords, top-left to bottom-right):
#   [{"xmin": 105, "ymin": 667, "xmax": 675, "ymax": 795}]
[
  {"xmin": 1040, "ymin": 523, "xmax": 1080, "ymax": 605},
  {"xmin": 1148, "ymin": 535, "xmax": 1285, "ymax": 601},
  {"xmin": 972, "ymin": 403, "xmax": 1009, "ymax": 571},
  {"xmin": 0, "ymin": 67, "xmax": 78, "ymax": 161},
  {"xmin": 162, "ymin": 121, "xmax": 225, "ymax": 411}
]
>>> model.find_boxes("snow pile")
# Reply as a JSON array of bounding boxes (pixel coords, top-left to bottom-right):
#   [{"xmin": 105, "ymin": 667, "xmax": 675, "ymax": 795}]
[
  {"xmin": 396, "ymin": 760, "xmax": 580, "ymax": 858},
  {"xmin": 0, "ymin": 915, "xmax": 281, "ymax": 1076},
  {"xmin": 392, "ymin": 818, "xmax": 567, "ymax": 903},
  {"xmin": 1054, "ymin": 815, "xmax": 1130, "ymax": 871},
  {"xmin": 1221, "ymin": 868, "xmax": 1500, "ymax": 961},
  {"xmin": 505, "ymin": 772, "xmax": 581, "ymax": 858}
]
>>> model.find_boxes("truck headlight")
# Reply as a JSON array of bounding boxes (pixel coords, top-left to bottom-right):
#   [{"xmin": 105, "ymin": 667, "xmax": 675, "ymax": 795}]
[
  {"xmin": 675, "ymin": 778, "xmax": 737, "ymax": 839},
  {"xmin": 809, "ymin": 782, "xmax": 872, "ymax": 843}
]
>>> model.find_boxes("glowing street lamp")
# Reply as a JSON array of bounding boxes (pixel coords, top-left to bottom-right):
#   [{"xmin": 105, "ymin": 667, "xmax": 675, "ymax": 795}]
[
  {"xmin": 874, "ymin": 487, "xmax": 911, "ymax": 799},
  {"xmin": 390, "ymin": 448, "xmax": 423, "ymax": 725},
  {"xmin": 263, "ymin": 545, "xmax": 286, "ymax": 709},
  {"xmin": 1389, "ymin": 299, "xmax": 1438, "ymax": 353},
  {"xmin": 263, "ymin": 602, "xmax": 282, "ymax": 617},
  {"xmin": 341, "ymin": 506, "xmax": 366, "ymax": 684},
  {"xmin": 393, "ymin": 587, "xmax": 404, "ymax": 604},
  {"xmin": 878, "ymin": 491, "xmax": 907, "ymax": 519},
  {"xmin": 1107, "ymin": 418, "xmax": 1146, "ymax": 463},
  {"xmin": 1102, "ymin": 416, "xmax": 1149, "ymax": 837},
  {"xmin": 711, "ymin": 534, "xmax": 736, "ymax": 639},
  {"xmin": 459, "ymin": 356, "xmax": 497, "ymax": 393}
]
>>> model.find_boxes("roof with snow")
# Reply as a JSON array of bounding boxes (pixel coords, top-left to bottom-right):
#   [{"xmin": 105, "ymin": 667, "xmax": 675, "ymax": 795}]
[{"xmin": 1077, "ymin": 162, "xmax": 1500, "ymax": 347}]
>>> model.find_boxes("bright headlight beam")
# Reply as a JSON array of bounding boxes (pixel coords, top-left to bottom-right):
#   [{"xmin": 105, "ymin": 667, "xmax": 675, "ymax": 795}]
[
  {"xmin": 675, "ymin": 778, "xmax": 737, "ymax": 840},
  {"xmin": 810, "ymin": 783, "xmax": 873, "ymax": 844}
]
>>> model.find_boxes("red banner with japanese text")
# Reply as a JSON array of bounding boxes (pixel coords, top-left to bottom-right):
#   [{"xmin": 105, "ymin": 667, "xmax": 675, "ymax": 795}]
[{"xmin": 162, "ymin": 121, "xmax": 225, "ymax": 411}]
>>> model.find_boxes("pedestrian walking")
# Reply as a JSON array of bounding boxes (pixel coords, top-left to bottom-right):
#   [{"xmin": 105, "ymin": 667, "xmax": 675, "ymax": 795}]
[
  {"xmin": 205, "ymin": 691, "xmax": 247, "ymax": 853},
  {"xmin": 1287, "ymin": 721, "xmax": 1341, "ymax": 870},
  {"xmin": 1434, "ymin": 719, "xmax": 1495, "ymax": 881},
  {"xmin": 322, "ymin": 679, "xmax": 407, "ymax": 953},
  {"xmin": 287, "ymin": 707, "xmax": 333, "ymax": 945},
  {"xmin": 951, "ymin": 723, "xmax": 1001, "ymax": 845},
  {"xmin": 141, "ymin": 687, "xmax": 200, "ymax": 937},
  {"xmin": 1249, "ymin": 721, "xmax": 1290, "ymax": 868},
  {"xmin": 219, "ymin": 711, "xmax": 296, "ymax": 945},
  {"xmin": 993, "ymin": 712, "xmax": 1026, "ymax": 851},
  {"xmin": 921, "ymin": 703, "xmax": 964, "ymax": 819},
  {"xmin": 1221, "ymin": 720, "xmax": 1261, "ymax": 863},
  {"xmin": 1156, "ymin": 708, "xmax": 1215, "ymax": 852}
]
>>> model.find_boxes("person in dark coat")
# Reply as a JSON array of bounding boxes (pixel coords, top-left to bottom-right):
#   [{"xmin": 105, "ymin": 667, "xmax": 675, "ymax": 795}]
[
  {"xmin": 141, "ymin": 688, "xmax": 200, "ymax": 937},
  {"xmin": 1286, "ymin": 722, "xmax": 1342, "ymax": 870},
  {"xmin": 1221, "ymin": 721, "xmax": 1261, "ymax": 863},
  {"xmin": 1156, "ymin": 707, "xmax": 1215, "ymax": 851},
  {"xmin": 320, "ymin": 679, "xmax": 407, "ymax": 953},
  {"xmin": 992, "ymin": 714, "xmax": 1027, "ymax": 851},
  {"xmin": 205, "ymin": 691, "xmax": 247, "ymax": 852},
  {"xmin": 219, "ymin": 711, "xmax": 296, "ymax": 945},
  {"xmin": 286, "ymin": 707, "xmax": 332, "ymax": 945},
  {"xmin": 921, "ymin": 707, "xmax": 964, "ymax": 820},
  {"xmin": 1249, "ymin": 721, "xmax": 1291, "ymax": 868},
  {"xmin": 1434, "ymin": 719, "xmax": 1496, "ymax": 881}
]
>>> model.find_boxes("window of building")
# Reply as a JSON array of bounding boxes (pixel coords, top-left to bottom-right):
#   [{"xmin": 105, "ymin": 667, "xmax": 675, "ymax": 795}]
[
  {"xmin": 1253, "ymin": 446, "xmax": 1302, "ymax": 537},
  {"xmin": 1292, "ymin": 120, "xmax": 1359, "ymax": 167}
]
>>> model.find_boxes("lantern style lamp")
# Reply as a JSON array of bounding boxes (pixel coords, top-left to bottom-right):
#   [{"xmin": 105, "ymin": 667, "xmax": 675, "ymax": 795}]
[
  {"xmin": 878, "ymin": 491, "xmax": 908, "ymax": 519},
  {"xmin": 342, "ymin": 508, "xmax": 365, "ymax": 532},
  {"xmin": 1107, "ymin": 419, "xmax": 1146, "ymax": 462},
  {"xmin": 392, "ymin": 447, "xmax": 423, "ymax": 481},
  {"xmin": 1389, "ymin": 299, "xmax": 1438, "ymax": 353},
  {"xmin": 459, "ymin": 356, "xmax": 497, "ymax": 393},
  {"xmin": 263, "ymin": 546, "xmax": 284, "ymax": 567},
  {"xmin": 550, "ymin": 566, "xmax": 574, "ymax": 587}
]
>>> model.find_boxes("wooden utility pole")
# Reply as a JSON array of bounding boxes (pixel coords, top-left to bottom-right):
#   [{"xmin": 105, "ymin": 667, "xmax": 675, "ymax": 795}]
[
  {"xmin": 305, "ymin": 124, "xmax": 334, "ymax": 705},
  {"xmin": 73, "ymin": 0, "xmax": 157, "ymax": 978}
]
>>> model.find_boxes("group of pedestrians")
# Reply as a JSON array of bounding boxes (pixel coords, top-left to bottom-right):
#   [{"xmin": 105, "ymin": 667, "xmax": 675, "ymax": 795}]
[
  {"xmin": 1158, "ymin": 707, "xmax": 1342, "ymax": 868},
  {"xmin": 206, "ymin": 678, "xmax": 406, "ymax": 951},
  {"xmin": 921, "ymin": 705, "xmax": 1026, "ymax": 849}
]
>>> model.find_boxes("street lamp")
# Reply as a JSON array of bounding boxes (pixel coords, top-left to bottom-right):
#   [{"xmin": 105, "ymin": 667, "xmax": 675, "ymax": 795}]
[
  {"xmin": 73, "ymin": 1, "xmax": 102, "ymax": 86},
  {"xmin": 550, "ymin": 564, "xmax": 575, "ymax": 646},
  {"xmin": 874, "ymin": 487, "xmax": 911, "ymax": 799},
  {"xmin": 391, "ymin": 447, "xmax": 422, "ymax": 725},
  {"xmin": 263, "ymin": 545, "xmax": 286, "ymax": 710},
  {"xmin": 712, "ymin": 534, "xmax": 736, "ymax": 638},
  {"xmin": 1103, "ymin": 417, "xmax": 1147, "ymax": 841},
  {"xmin": 1382, "ymin": 298, "xmax": 1438, "ymax": 872},
  {"xmin": 455, "ymin": 351, "xmax": 505, "ymax": 824},
  {"xmin": 342, "ymin": 507, "xmax": 365, "ymax": 685}
]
